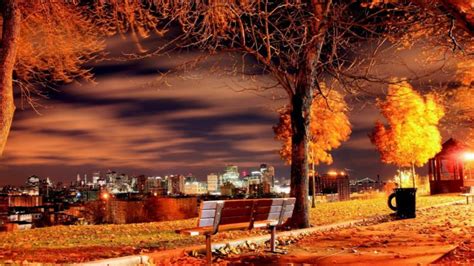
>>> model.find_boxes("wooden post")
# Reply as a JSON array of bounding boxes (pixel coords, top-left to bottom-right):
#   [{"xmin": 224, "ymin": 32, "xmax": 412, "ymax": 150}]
[{"xmin": 205, "ymin": 234, "xmax": 212, "ymax": 265}]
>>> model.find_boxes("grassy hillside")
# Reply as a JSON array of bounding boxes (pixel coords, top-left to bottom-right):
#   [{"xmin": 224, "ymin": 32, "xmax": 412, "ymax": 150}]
[{"xmin": 0, "ymin": 194, "xmax": 462, "ymax": 263}]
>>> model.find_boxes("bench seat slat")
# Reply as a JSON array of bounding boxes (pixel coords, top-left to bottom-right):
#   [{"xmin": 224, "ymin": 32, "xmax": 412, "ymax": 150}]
[
  {"xmin": 179, "ymin": 219, "xmax": 280, "ymax": 236},
  {"xmin": 178, "ymin": 222, "xmax": 253, "ymax": 235},
  {"xmin": 254, "ymin": 220, "xmax": 279, "ymax": 228}
]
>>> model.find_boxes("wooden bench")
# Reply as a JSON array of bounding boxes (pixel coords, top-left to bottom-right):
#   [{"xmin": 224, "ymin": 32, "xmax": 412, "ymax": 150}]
[
  {"xmin": 460, "ymin": 186, "xmax": 474, "ymax": 204},
  {"xmin": 177, "ymin": 198, "xmax": 296, "ymax": 264}
]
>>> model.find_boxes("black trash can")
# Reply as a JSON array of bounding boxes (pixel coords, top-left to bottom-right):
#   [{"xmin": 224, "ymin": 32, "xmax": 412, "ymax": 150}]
[{"xmin": 388, "ymin": 188, "xmax": 417, "ymax": 219}]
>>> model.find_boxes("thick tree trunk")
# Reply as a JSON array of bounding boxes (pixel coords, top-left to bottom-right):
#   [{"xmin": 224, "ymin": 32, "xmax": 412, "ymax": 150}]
[
  {"xmin": 288, "ymin": 1, "xmax": 329, "ymax": 229},
  {"xmin": 289, "ymin": 91, "xmax": 311, "ymax": 228},
  {"xmin": 0, "ymin": 0, "xmax": 20, "ymax": 155}
]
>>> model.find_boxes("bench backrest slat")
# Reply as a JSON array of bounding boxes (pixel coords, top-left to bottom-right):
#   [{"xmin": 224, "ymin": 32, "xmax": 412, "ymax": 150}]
[
  {"xmin": 197, "ymin": 198, "xmax": 295, "ymax": 230},
  {"xmin": 198, "ymin": 200, "xmax": 223, "ymax": 228},
  {"xmin": 253, "ymin": 198, "xmax": 284, "ymax": 222},
  {"xmin": 279, "ymin": 198, "xmax": 296, "ymax": 224},
  {"xmin": 219, "ymin": 200, "xmax": 254, "ymax": 226}
]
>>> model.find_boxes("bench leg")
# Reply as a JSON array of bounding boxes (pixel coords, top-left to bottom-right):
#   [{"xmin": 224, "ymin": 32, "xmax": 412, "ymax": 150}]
[
  {"xmin": 270, "ymin": 225, "xmax": 276, "ymax": 253},
  {"xmin": 266, "ymin": 226, "xmax": 287, "ymax": 254},
  {"xmin": 205, "ymin": 234, "xmax": 212, "ymax": 265}
]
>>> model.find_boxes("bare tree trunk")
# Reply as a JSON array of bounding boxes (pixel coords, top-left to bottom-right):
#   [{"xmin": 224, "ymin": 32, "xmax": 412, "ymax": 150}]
[
  {"xmin": 0, "ymin": 0, "xmax": 20, "ymax": 155},
  {"xmin": 289, "ymin": 90, "xmax": 311, "ymax": 228}
]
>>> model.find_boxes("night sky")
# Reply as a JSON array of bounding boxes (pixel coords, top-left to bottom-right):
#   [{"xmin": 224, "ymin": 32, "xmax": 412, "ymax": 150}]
[{"xmin": 0, "ymin": 37, "xmax": 457, "ymax": 186}]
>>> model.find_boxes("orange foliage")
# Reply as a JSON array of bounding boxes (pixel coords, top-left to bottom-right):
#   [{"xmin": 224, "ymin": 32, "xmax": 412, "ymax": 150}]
[
  {"xmin": 371, "ymin": 81, "xmax": 445, "ymax": 168},
  {"xmin": 14, "ymin": 3, "xmax": 104, "ymax": 96},
  {"xmin": 1, "ymin": 2, "xmax": 163, "ymax": 106},
  {"xmin": 274, "ymin": 85, "xmax": 351, "ymax": 165}
]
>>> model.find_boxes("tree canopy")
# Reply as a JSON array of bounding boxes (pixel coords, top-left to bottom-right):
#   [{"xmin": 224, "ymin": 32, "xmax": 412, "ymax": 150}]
[
  {"xmin": 370, "ymin": 81, "xmax": 445, "ymax": 169},
  {"xmin": 274, "ymin": 85, "xmax": 351, "ymax": 166}
]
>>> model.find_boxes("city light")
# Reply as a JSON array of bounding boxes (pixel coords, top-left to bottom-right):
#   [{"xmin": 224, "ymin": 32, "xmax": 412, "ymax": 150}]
[
  {"xmin": 100, "ymin": 192, "xmax": 110, "ymax": 200},
  {"xmin": 463, "ymin": 152, "xmax": 474, "ymax": 161},
  {"xmin": 328, "ymin": 171, "xmax": 338, "ymax": 176}
]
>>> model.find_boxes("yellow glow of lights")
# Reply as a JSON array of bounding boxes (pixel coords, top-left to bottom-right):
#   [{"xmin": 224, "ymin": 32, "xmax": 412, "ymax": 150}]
[
  {"xmin": 463, "ymin": 152, "xmax": 474, "ymax": 161},
  {"xmin": 340, "ymin": 171, "xmax": 345, "ymax": 175},
  {"xmin": 328, "ymin": 171, "xmax": 338, "ymax": 176},
  {"xmin": 101, "ymin": 192, "xmax": 110, "ymax": 200}
]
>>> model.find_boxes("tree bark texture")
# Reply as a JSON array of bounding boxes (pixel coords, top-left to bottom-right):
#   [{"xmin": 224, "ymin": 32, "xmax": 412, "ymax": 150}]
[
  {"xmin": 0, "ymin": 0, "xmax": 20, "ymax": 155},
  {"xmin": 289, "ymin": 0, "xmax": 329, "ymax": 229}
]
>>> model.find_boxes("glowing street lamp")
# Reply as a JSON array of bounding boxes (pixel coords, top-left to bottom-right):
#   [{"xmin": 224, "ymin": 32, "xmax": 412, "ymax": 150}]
[
  {"xmin": 463, "ymin": 152, "xmax": 474, "ymax": 179},
  {"xmin": 463, "ymin": 152, "xmax": 474, "ymax": 161},
  {"xmin": 327, "ymin": 171, "xmax": 338, "ymax": 176},
  {"xmin": 100, "ymin": 192, "xmax": 110, "ymax": 201}
]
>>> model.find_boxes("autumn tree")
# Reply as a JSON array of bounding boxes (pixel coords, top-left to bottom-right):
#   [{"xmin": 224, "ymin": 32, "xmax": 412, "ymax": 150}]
[
  {"xmin": 274, "ymin": 85, "xmax": 351, "ymax": 208},
  {"xmin": 274, "ymin": 85, "xmax": 351, "ymax": 168},
  {"xmin": 143, "ymin": 0, "xmax": 452, "ymax": 228},
  {"xmin": 370, "ymin": 81, "xmax": 445, "ymax": 186}
]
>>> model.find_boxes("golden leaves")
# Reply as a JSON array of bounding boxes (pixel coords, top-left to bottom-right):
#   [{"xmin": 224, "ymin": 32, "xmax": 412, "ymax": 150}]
[
  {"xmin": 274, "ymin": 84, "xmax": 351, "ymax": 166},
  {"xmin": 371, "ymin": 81, "xmax": 445, "ymax": 167},
  {"xmin": 13, "ymin": 2, "xmax": 105, "ymax": 102}
]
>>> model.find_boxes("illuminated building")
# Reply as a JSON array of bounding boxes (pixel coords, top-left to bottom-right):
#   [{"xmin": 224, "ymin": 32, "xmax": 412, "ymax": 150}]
[
  {"xmin": 167, "ymin": 175, "xmax": 185, "ymax": 195},
  {"xmin": 184, "ymin": 181, "xmax": 207, "ymax": 195},
  {"xmin": 207, "ymin": 173, "xmax": 220, "ymax": 193},
  {"xmin": 260, "ymin": 164, "xmax": 275, "ymax": 193},
  {"xmin": 222, "ymin": 165, "xmax": 245, "ymax": 188},
  {"xmin": 428, "ymin": 138, "xmax": 474, "ymax": 194},
  {"xmin": 314, "ymin": 171, "xmax": 350, "ymax": 201}
]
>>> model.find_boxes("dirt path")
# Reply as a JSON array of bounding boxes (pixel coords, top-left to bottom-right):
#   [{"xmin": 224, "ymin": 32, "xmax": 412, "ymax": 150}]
[{"xmin": 175, "ymin": 203, "xmax": 473, "ymax": 265}]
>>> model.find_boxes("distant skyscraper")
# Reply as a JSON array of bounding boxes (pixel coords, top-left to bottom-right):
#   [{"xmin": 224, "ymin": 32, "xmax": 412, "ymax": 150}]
[
  {"xmin": 207, "ymin": 173, "xmax": 220, "ymax": 193},
  {"xmin": 168, "ymin": 175, "xmax": 185, "ymax": 194},
  {"xmin": 184, "ymin": 181, "xmax": 207, "ymax": 195},
  {"xmin": 222, "ymin": 165, "xmax": 239, "ymax": 182},
  {"xmin": 261, "ymin": 164, "xmax": 275, "ymax": 193},
  {"xmin": 105, "ymin": 171, "xmax": 116, "ymax": 183}
]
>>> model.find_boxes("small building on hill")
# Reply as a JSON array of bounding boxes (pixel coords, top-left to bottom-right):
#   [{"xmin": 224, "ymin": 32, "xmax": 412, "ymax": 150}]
[{"xmin": 428, "ymin": 138, "xmax": 474, "ymax": 194}]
